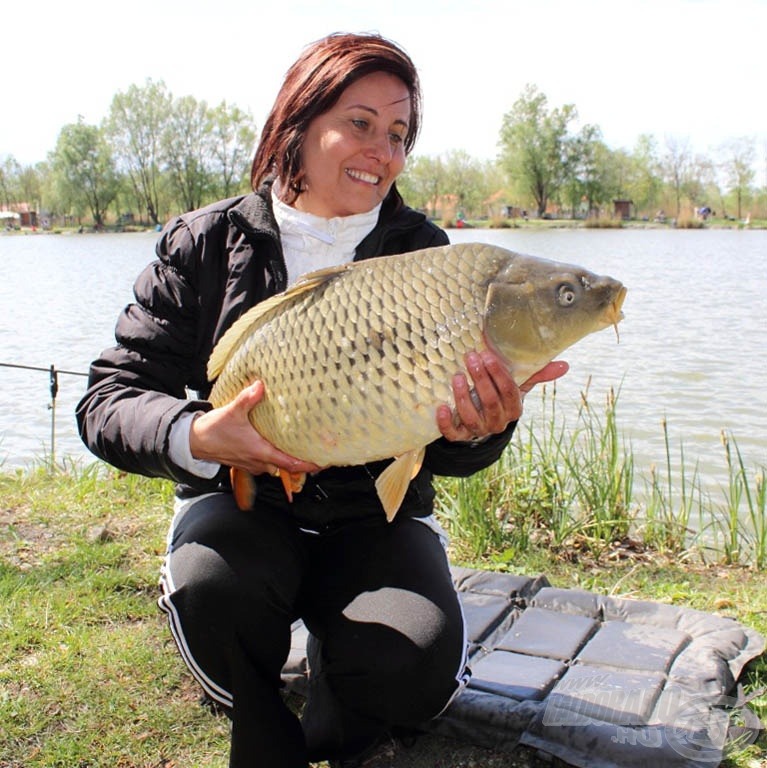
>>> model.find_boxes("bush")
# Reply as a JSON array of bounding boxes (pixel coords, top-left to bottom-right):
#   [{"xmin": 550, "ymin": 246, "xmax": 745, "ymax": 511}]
[
  {"xmin": 584, "ymin": 217, "xmax": 623, "ymax": 229},
  {"xmin": 489, "ymin": 216, "xmax": 516, "ymax": 229},
  {"xmin": 675, "ymin": 216, "xmax": 705, "ymax": 229}
]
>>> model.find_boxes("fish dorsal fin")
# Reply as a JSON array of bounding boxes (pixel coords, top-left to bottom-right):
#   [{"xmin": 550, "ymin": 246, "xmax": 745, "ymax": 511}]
[
  {"xmin": 374, "ymin": 447, "xmax": 425, "ymax": 522},
  {"xmin": 295, "ymin": 261, "xmax": 356, "ymax": 284},
  {"xmin": 207, "ymin": 265, "xmax": 350, "ymax": 381}
]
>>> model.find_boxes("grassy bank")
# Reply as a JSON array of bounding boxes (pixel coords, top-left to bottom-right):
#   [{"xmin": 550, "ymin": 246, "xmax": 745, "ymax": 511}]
[
  {"xmin": 438, "ymin": 214, "xmax": 767, "ymax": 231},
  {"xmin": 1, "ymin": 452, "xmax": 765, "ymax": 766},
  {"xmin": 4, "ymin": 213, "xmax": 765, "ymax": 238}
]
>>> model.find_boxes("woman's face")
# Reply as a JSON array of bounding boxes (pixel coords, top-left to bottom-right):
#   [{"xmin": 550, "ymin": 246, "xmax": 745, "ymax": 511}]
[{"xmin": 293, "ymin": 71, "xmax": 411, "ymax": 218}]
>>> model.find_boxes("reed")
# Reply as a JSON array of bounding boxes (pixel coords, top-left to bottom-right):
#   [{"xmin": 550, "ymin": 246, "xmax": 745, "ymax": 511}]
[
  {"xmin": 435, "ymin": 383, "xmax": 767, "ymax": 569},
  {"xmin": 562, "ymin": 384, "xmax": 635, "ymax": 545},
  {"xmin": 639, "ymin": 418, "xmax": 700, "ymax": 554},
  {"xmin": 715, "ymin": 431, "xmax": 767, "ymax": 568}
]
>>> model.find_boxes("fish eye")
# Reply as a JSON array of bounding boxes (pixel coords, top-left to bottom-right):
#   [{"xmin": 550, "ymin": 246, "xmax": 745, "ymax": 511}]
[{"xmin": 557, "ymin": 283, "xmax": 577, "ymax": 307}]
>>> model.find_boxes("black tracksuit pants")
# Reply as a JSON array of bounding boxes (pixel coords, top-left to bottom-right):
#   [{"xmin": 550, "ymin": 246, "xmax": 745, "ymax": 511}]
[{"xmin": 158, "ymin": 491, "xmax": 468, "ymax": 767}]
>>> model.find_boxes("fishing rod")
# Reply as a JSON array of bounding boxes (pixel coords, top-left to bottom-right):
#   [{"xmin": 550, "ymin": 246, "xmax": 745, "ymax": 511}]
[{"xmin": 0, "ymin": 362, "xmax": 88, "ymax": 466}]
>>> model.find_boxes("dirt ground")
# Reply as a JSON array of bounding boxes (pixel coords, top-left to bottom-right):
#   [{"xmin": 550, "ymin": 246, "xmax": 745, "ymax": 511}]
[
  {"xmin": 310, "ymin": 729, "xmax": 561, "ymax": 768},
  {"xmin": 357, "ymin": 733, "xmax": 556, "ymax": 767}
]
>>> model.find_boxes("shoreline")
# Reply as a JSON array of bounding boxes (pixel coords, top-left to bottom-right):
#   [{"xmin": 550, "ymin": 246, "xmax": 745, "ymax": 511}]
[{"xmin": 3, "ymin": 217, "xmax": 765, "ymax": 236}]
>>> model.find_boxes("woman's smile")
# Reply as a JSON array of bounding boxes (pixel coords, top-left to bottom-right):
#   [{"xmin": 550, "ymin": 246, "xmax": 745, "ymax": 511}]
[{"xmin": 292, "ymin": 71, "xmax": 411, "ymax": 218}]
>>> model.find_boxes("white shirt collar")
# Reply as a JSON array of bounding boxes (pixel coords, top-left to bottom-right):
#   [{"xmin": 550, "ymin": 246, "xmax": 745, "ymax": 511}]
[{"xmin": 271, "ymin": 183, "xmax": 381, "ymax": 285}]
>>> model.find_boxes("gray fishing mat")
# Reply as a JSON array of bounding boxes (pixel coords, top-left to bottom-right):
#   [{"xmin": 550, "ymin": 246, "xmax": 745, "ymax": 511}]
[{"xmin": 282, "ymin": 567, "xmax": 765, "ymax": 768}]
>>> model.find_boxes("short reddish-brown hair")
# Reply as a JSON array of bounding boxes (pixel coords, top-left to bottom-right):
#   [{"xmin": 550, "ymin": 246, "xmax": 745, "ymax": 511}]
[{"xmin": 250, "ymin": 32, "xmax": 421, "ymax": 202}]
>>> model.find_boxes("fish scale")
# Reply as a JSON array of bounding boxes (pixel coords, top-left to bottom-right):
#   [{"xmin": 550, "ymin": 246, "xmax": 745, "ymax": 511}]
[
  {"xmin": 211, "ymin": 245, "xmax": 491, "ymax": 462},
  {"xmin": 207, "ymin": 242, "xmax": 626, "ymax": 520}
]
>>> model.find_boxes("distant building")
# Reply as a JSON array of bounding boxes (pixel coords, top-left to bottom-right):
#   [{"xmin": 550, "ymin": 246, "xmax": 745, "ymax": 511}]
[
  {"xmin": 426, "ymin": 194, "xmax": 459, "ymax": 222},
  {"xmin": 1, "ymin": 203, "xmax": 37, "ymax": 228},
  {"xmin": 613, "ymin": 200, "xmax": 633, "ymax": 220}
]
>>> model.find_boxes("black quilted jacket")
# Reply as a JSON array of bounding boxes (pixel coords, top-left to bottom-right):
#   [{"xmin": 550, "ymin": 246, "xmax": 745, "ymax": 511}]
[{"xmin": 76, "ymin": 181, "xmax": 516, "ymax": 526}]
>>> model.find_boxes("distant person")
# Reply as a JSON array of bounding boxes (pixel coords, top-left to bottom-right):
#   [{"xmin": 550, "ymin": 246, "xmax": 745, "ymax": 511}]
[{"xmin": 76, "ymin": 32, "xmax": 566, "ymax": 768}]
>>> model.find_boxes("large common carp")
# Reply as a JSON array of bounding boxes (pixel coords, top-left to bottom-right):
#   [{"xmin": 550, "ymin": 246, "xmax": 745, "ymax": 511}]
[{"xmin": 208, "ymin": 242, "xmax": 626, "ymax": 520}]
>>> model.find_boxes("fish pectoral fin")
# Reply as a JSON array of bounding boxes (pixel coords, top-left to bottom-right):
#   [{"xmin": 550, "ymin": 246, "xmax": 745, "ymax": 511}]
[
  {"xmin": 230, "ymin": 468, "xmax": 258, "ymax": 511},
  {"xmin": 279, "ymin": 470, "xmax": 306, "ymax": 502},
  {"xmin": 231, "ymin": 467, "xmax": 306, "ymax": 508},
  {"xmin": 374, "ymin": 447, "xmax": 425, "ymax": 523}
]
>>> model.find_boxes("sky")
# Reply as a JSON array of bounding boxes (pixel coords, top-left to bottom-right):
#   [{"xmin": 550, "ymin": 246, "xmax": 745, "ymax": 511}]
[{"xmin": 2, "ymin": 0, "xmax": 765, "ymax": 171}]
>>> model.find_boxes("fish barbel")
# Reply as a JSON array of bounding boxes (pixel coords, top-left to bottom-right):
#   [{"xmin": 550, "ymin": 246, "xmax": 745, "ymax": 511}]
[{"xmin": 208, "ymin": 242, "xmax": 626, "ymax": 520}]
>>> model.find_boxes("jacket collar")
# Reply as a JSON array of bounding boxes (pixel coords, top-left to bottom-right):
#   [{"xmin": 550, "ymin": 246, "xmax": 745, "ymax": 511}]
[
  {"xmin": 228, "ymin": 179, "xmax": 279, "ymax": 239},
  {"xmin": 227, "ymin": 177, "xmax": 428, "ymax": 261},
  {"xmin": 355, "ymin": 192, "xmax": 428, "ymax": 260}
]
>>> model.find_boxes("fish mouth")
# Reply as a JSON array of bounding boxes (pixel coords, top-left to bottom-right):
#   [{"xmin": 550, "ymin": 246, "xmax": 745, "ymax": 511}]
[{"xmin": 605, "ymin": 285, "xmax": 627, "ymax": 341}]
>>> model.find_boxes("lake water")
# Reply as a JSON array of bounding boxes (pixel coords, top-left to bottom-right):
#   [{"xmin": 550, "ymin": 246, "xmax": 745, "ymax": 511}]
[{"xmin": 1, "ymin": 227, "xmax": 765, "ymax": 499}]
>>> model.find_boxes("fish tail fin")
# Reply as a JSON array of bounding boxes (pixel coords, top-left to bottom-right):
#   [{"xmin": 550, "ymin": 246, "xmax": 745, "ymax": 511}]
[
  {"xmin": 280, "ymin": 470, "xmax": 307, "ymax": 502},
  {"xmin": 230, "ymin": 468, "xmax": 258, "ymax": 511},
  {"xmin": 374, "ymin": 447, "xmax": 425, "ymax": 522}
]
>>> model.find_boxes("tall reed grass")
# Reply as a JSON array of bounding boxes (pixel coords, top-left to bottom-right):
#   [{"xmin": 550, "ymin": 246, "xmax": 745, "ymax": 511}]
[{"xmin": 435, "ymin": 382, "xmax": 767, "ymax": 569}]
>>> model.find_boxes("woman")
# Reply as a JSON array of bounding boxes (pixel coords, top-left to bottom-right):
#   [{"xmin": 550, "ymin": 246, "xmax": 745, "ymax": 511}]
[{"xmin": 76, "ymin": 32, "xmax": 566, "ymax": 768}]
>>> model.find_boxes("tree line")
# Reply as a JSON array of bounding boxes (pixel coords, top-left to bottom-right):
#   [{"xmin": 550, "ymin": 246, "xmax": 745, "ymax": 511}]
[
  {"xmin": 399, "ymin": 85, "xmax": 763, "ymax": 223},
  {"xmin": 1, "ymin": 80, "xmax": 764, "ymax": 228},
  {"xmin": 1, "ymin": 79, "xmax": 257, "ymax": 228}
]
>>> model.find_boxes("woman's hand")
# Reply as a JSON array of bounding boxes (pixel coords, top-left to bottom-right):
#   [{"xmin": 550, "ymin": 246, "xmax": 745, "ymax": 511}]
[
  {"xmin": 436, "ymin": 351, "xmax": 569, "ymax": 442},
  {"xmin": 189, "ymin": 381, "xmax": 320, "ymax": 477}
]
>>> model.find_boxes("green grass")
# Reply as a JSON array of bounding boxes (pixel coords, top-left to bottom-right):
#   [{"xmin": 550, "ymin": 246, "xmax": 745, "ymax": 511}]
[
  {"xmin": 0, "ymin": 468, "xmax": 231, "ymax": 767},
  {"xmin": 1, "ymin": 418, "xmax": 765, "ymax": 766}
]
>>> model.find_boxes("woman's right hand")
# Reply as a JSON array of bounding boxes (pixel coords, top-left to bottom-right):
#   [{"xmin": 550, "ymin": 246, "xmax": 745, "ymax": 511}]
[{"xmin": 189, "ymin": 381, "xmax": 320, "ymax": 477}]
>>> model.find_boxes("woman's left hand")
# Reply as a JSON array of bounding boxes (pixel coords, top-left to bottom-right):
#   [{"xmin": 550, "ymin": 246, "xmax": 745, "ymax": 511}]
[{"xmin": 436, "ymin": 351, "xmax": 569, "ymax": 442}]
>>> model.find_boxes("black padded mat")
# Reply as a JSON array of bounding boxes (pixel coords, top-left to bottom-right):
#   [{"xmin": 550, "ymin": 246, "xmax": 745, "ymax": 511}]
[{"xmin": 282, "ymin": 567, "xmax": 764, "ymax": 767}]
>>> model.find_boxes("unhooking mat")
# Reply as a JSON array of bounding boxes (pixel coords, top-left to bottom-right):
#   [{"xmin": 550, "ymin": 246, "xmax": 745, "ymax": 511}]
[{"xmin": 282, "ymin": 567, "xmax": 765, "ymax": 768}]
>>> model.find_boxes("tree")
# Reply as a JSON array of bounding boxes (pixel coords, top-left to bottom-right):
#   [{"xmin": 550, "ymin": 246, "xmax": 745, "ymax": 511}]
[
  {"xmin": 399, "ymin": 152, "xmax": 494, "ymax": 220},
  {"xmin": 50, "ymin": 117, "xmax": 119, "ymax": 227},
  {"xmin": 442, "ymin": 150, "xmax": 488, "ymax": 219},
  {"xmin": 107, "ymin": 79, "xmax": 172, "ymax": 225},
  {"xmin": 719, "ymin": 137, "xmax": 756, "ymax": 220},
  {"xmin": 162, "ymin": 95, "xmax": 213, "ymax": 212},
  {"xmin": 0, "ymin": 155, "xmax": 22, "ymax": 208},
  {"xmin": 684, "ymin": 153, "xmax": 719, "ymax": 212},
  {"xmin": 478, "ymin": 161, "xmax": 514, "ymax": 219},
  {"xmin": 17, "ymin": 164, "xmax": 43, "ymax": 211},
  {"xmin": 623, "ymin": 134, "xmax": 663, "ymax": 217},
  {"xmin": 561, "ymin": 124, "xmax": 616, "ymax": 217},
  {"xmin": 398, "ymin": 154, "xmax": 446, "ymax": 218},
  {"xmin": 209, "ymin": 101, "xmax": 257, "ymax": 199},
  {"xmin": 662, "ymin": 135, "xmax": 692, "ymax": 217},
  {"xmin": 2, "ymin": 157, "xmax": 49, "ymax": 220},
  {"xmin": 498, "ymin": 84, "xmax": 577, "ymax": 217}
]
